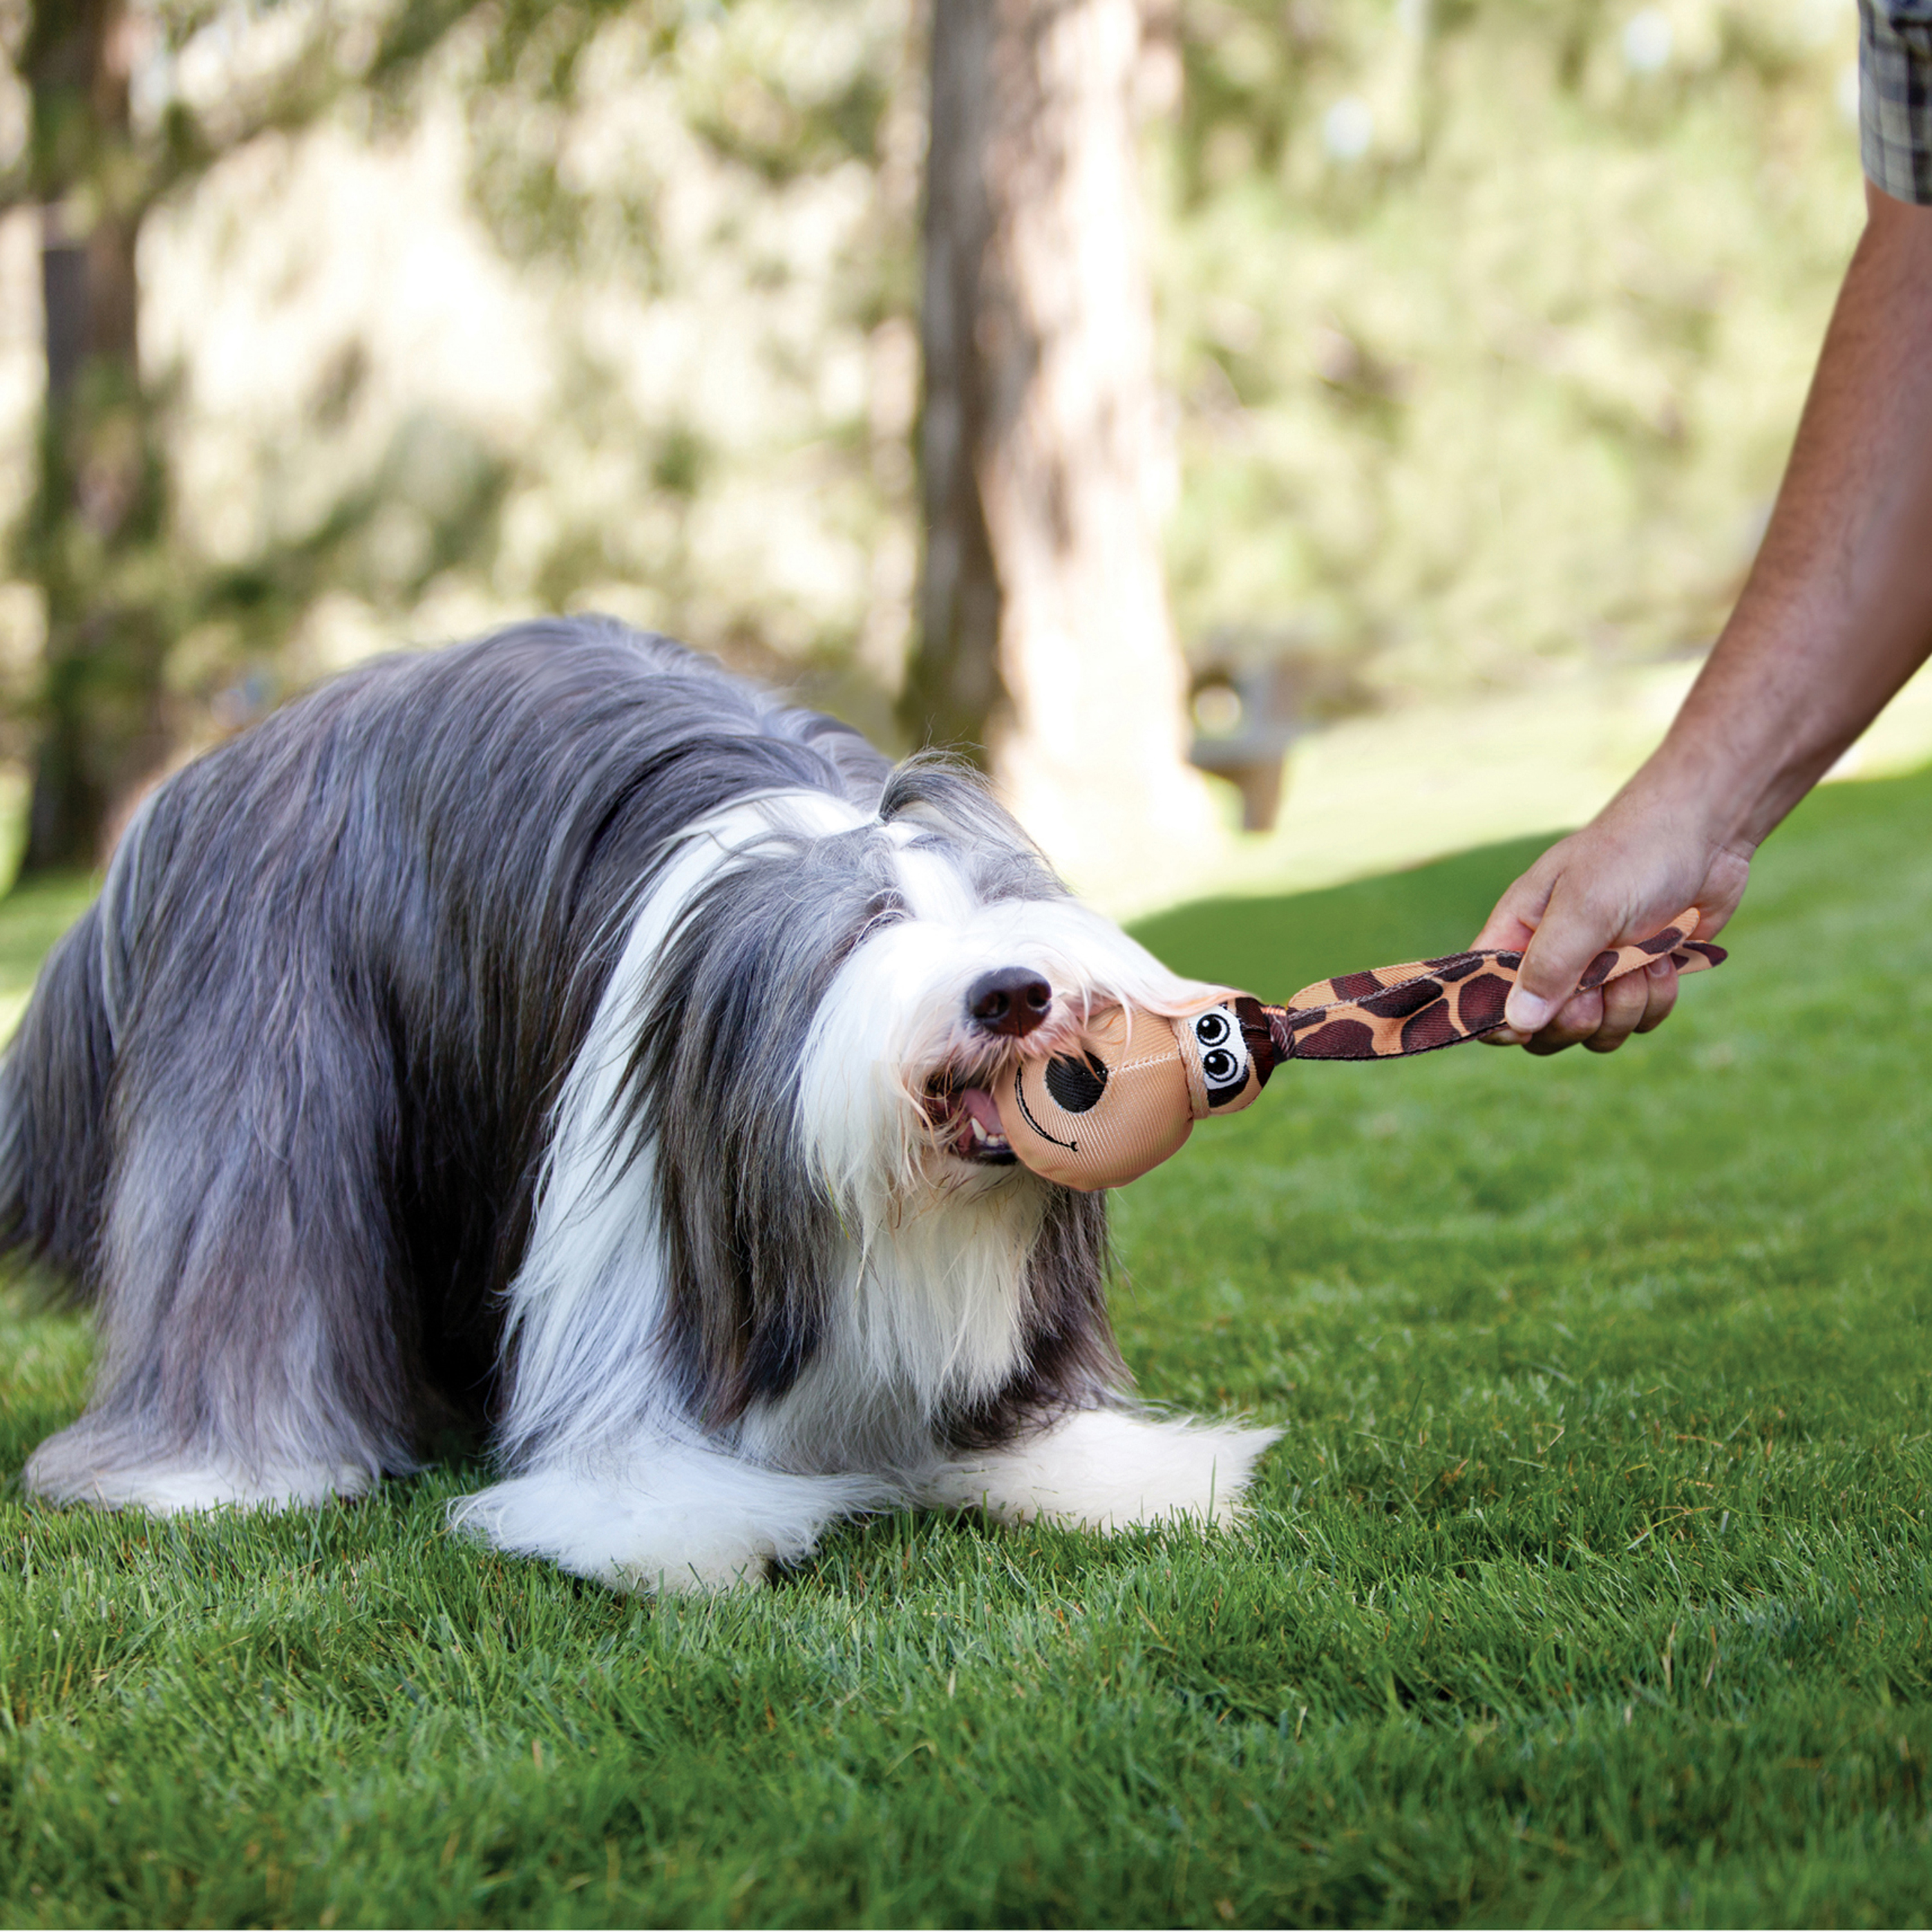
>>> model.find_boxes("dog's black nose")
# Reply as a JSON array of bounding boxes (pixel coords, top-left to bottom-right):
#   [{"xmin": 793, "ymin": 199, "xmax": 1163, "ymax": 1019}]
[{"xmin": 967, "ymin": 968, "xmax": 1052, "ymax": 1038}]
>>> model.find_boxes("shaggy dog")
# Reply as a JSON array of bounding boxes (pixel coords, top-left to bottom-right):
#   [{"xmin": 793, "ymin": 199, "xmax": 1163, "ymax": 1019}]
[{"xmin": 5, "ymin": 620, "xmax": 1276, "ymax": 1589}]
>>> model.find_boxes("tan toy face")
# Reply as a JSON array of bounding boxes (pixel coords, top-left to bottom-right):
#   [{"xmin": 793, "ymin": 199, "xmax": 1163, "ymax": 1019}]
[{"xmin": 991, "ymin": 999, "xmax": 1268, "ymax": 1191}]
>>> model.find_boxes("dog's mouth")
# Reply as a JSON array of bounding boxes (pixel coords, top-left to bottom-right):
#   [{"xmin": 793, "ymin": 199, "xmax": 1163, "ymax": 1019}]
[{"xmin": 924, "ymin": 1079, "xmax": 1015, "ymax": 1165}]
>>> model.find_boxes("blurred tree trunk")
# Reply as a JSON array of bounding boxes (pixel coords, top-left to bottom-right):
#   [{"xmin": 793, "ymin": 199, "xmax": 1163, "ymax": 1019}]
[
  {"xmin": 9, "ymin": 1, "xmax": 489, "ymax": 875},
  {"xmin": 20, "ymin": 0, "xmax": 169, "ymax": 873},
  {"xmin": 906, "ymin": 0, "xmax": 1217, "ymax": 891}
]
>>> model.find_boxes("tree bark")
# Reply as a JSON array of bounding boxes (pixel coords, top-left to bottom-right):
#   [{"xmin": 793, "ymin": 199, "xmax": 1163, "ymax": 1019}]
[
  {"xmin": 21, "ymin": 0, "xmax": 169, "ymax": 874},
  {"xmin": 907, "ymin": 0, "xmax": 1217, "ymax": 898}
]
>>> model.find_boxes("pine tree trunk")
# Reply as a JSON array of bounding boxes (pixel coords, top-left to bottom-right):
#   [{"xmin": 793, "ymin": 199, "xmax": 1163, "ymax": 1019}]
[
  {"xmin": 907, "ymin": 0, "xmax": 1217, "ymax": 900},
  {"xmin": 21, "ymin": 0, "xmax": 169, "ymax": 874}
]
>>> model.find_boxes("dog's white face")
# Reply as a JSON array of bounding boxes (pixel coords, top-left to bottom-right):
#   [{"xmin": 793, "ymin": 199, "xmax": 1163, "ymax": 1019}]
[{"xmin": 797, "ymin": 820, "xmax": 1225, "ymax": 1213}]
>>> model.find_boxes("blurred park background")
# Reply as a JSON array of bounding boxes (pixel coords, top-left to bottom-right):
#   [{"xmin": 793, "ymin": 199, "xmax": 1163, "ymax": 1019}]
[{"xmin": 5, "ymin": 0, "xmax": 1931, "ymax": 918}]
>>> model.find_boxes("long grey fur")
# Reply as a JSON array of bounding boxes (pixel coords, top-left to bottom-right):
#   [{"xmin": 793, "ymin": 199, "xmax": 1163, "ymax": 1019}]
[{"xmin": 0, "ymin": 618, "xmax": 1122, "ymax": 1504}]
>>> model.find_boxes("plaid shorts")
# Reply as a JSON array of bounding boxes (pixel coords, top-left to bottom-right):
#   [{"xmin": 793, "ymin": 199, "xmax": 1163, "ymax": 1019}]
[{"xmin": 1862, "ymin": 0, "xmax": 1932, "ymax": 203}]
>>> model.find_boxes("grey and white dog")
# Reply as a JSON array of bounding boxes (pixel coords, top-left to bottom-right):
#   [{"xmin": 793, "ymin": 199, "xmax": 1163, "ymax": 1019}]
[{"xmin": 5, "ymin": 620, "xmax": 1276, "ymax": 1589}]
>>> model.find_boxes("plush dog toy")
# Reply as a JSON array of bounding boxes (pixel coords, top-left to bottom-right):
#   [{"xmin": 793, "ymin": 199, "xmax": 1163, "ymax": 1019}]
[{"xmin": 994, "ymin": 910, "xmax": 1727, "ymax": 1189}]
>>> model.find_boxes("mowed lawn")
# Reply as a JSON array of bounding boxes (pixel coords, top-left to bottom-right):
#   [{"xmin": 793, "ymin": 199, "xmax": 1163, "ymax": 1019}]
[{"xmin": 4, "ymin": 766, "xmax": 1932, "ymax": 1929}]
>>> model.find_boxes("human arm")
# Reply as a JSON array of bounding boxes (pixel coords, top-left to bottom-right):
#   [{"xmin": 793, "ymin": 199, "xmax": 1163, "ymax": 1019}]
[{"xmin": 1475, "ymin": 179, "xmax": 1932, "ymax": 1052}]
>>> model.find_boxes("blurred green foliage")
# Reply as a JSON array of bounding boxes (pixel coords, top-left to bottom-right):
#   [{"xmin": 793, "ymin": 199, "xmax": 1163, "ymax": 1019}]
[
  {"xmin": 163, "ymin": 0, "xmax": 916, "ymax": 741},
  {"xmin": 0, "ymin": 0, "xmax": 1869, "ymax": 766},
  {"xmin": 1155, "ymin": 0, "xmax": 1862, "ymax": 698},
  {"xmin": 334, "ymin": 0, "xmax": 1868, "ymax": 712}
]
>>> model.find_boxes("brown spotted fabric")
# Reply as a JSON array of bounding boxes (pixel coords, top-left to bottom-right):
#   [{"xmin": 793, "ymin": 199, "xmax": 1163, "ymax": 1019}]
[{"xmin": 1260, "ymin": 909, "xmax": 1727, "ymax": 1065}]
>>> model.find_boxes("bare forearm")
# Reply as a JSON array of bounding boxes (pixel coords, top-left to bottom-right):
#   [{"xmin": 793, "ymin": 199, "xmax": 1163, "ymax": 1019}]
[
  {"xmin": 1475, "ymin": 185, "xmax": 1932, "ymax": 1050},
  {"xmin": 1633, "ymin": 184, "xmax": 1932, "ymax": 853}
]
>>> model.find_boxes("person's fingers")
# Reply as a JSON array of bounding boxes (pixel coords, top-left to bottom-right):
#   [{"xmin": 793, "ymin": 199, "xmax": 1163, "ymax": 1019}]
[
  {"xmin": 1633, "ymin": 956, "xmax": 1680, "ymax": 1034},
  {"xmin": 1471, "ymin": 904, "xmax": 1540, "ymax": 954},
  {"xmin": 1467, "ymin": 810, "xmax": 1752, "ymax": 1054},
  {"xmin": 1502, "ymin": 878, "xmax": 1631, "ymax": 1036},
  {"xmin": 1580, "ymin": 967, "xmax": 1653, "ymax": 1054},
  {"xmin": 1474, "ymin": 844, "xmax": 1613, "ymax": 1043},
  {"xmin": 1522, "ymin": 985, "xmax": 1604, "ymax": 1055},
  {"xmin": 1486, "ymin": 954, "xmax": 1679, "ymax": 1050}
]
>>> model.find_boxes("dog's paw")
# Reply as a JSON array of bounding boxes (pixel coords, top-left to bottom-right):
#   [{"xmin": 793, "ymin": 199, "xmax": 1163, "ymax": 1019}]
[
  {"xmin": 612, "ymin": 1544, "xmax": 773, "ymax": 1595},
  {"xmin": 23, "ymin": 1427, "xmax": 374, "ymax": 1515},
  {"xmin": 450, "ymin": 1473, "xmax": 770, "ymax": 1592},
  {"xmin": 925, "ymin": 1408, "xmax": 1280, "ymax": 1531},
  {"xmin": 450, "ymin": 1455, "xmax": 890, "ymax": 1595}
]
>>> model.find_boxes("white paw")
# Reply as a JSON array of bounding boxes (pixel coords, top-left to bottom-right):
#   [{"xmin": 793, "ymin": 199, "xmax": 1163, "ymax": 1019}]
[
  {"xmin": 24, "ymin": 1448, "xmax": 372, "ymax": 1515},
  {"xmin": 451, "ymin": 1454, "xmax": 888, "ymax": 1594},
  {"xmin": 925, "ymin": 1408, "xmax": 1280, "ymax": 1530}
]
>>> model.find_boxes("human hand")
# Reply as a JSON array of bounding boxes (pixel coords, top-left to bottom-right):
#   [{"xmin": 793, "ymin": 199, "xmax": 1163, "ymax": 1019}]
[
  {"xmin": 1464, "ymin": 187, "xmax": 1932, "ymax": 1059},
  {"xmin": 1470, "ymin": 797, "xmax": 1751, "ymax": 1055}
]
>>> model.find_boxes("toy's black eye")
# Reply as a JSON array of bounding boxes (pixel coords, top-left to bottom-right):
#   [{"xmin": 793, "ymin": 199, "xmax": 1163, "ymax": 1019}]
[
  {"xmin": 1045, "ymin": 1052, "xmax": 1109, "ymax": 1113},
  {"xmin": 1195, "ymin": 1004, "xmax": 1250, "ymax": 1106}
]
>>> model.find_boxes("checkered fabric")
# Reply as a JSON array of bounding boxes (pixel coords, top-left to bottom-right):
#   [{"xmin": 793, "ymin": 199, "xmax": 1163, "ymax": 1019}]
[{"xmin": 1862, "ymin": 0, "xmax": 1932, "ymax": 204}]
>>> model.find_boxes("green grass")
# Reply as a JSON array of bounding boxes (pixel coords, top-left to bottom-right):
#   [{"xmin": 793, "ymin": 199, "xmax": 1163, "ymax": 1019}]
[{"xmin": 5, "ymin": 772, "xmax": 1932, "ymax": 1928}]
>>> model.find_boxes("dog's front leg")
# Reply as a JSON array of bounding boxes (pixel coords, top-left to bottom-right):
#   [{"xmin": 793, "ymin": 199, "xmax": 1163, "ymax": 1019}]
[
  {"xmin": 451, "ymin": 1446, "xmax": 891, "ymax": 1593},
  {"xmin": 923, "ymin": 1407, "xmax": 1280, "ymax": 1533}
]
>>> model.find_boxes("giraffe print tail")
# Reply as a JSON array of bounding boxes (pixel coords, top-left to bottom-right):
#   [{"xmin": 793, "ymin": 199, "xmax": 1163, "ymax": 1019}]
[{"xmin": 1258, "ymin": 911, "xmax": 1727, "ymax": 1064}]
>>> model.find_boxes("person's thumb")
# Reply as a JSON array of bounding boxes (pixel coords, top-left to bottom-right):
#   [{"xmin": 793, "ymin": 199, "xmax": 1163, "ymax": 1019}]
[{"xmin": 1503, "ymin": 886, "xmax": 1620, "ymax": 1034}]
